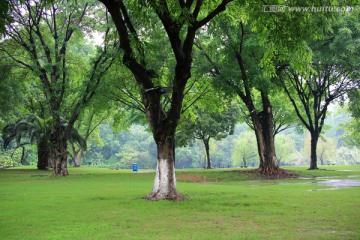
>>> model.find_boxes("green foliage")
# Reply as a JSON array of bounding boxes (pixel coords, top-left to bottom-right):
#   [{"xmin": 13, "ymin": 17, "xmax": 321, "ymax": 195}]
[
  {"xmin": 2, "ymin": 115, "xmax": 51, "ymax": 149},
  {"xmin": 278, "ymin": 9, "xmax": 359, "ymax": 170},
  {"xmin": 343, "ymin": 117, "xmax": 360, "ymax": 147},
  {"xmin": 275, "ymin": 134, "xmax": 297, "ymax": 165},
  {"xmin": 303, "ymin": 133, "xmax": 338, "ymax": 164},
  {"xmin": 2, "ymin": 114, "xmax": 87, "ymax": 161},
  {"xmin": 177, "ymin": 103, "xmax": 240, "ymax": 147},
  {"xmin": 0, "ymin": 149, "xmax": 22, "ymax": 168},
  {"xmin": 83, "ymin": 124, "xmax": 156, "ymax": 169},
  {"xmin": 232, "ymin": 131, "xmax": 258, "ymax": 167},
  {"xmin": 82, "ymin": 104, "xmax": 357, "ymax": 169}
]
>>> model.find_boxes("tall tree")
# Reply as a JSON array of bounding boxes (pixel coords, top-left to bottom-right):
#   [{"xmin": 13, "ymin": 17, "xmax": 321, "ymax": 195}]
[
  {"xmin": 196, "ymin": 18, "xmax": 288, "ymax": 175},
  {"xmin": 279, "ymin": 11, "xmax": 360, "ymax": 169},
  {"xmin": 99, "ymin": 0, "xmax": 234, "ymax": 200},
  {"xmin": 1, "ymin": 0, "xmax": 117, "ymax": 175}
]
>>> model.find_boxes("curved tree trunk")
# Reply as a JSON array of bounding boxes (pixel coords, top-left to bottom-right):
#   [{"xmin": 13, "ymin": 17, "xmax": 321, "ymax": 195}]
[
  {"xmin": 145, "ymin": 136, "xmax": 180, "ymax": 201},
  {"xmin": 72, "ymin": 148, "xmax": 83, "ymax": 167},
  {"xmin": 309, "ymin": 132, "xmax": 319, "ymax": 169},
  {"xmin": 203, "ymin": 138, "xmax": 212, "ymax": 169},
  {"xmin": 37, "ymin": 137, "xmax": 49, "ymax": 170}
]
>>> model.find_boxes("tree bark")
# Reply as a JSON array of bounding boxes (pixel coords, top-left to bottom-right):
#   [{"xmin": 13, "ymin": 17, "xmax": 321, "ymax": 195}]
[
  {"xmin": 203, "ymin": 138, "xmax": 212, "ymax": 169},
  {"xmin": 72, "ymin": 147, "xmax": 83, "ymax": 167},
  {"xmin": 51, "ymin": 124, "xmax": 69, "ymax": 176},
  {"xmin": 37, "ymin": 137, "xmax": 49, "ymax": 170},
  {"xmin": 309, "ymin": 132, "xmax": 319, "ymax": 170},
  {"xmin": 145, "ymin": 136, "xmax": 180, "ymax": 201}
]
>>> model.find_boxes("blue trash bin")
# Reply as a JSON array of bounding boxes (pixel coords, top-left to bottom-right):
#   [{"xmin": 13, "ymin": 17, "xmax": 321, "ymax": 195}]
[{"xmin": 132, "ymin": 163, "xmax": 138, "ymax": 171}]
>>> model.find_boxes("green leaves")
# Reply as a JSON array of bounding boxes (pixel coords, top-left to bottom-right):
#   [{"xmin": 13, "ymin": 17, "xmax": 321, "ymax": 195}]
[{"xmin": 177, "ymin": 102, "xmax": 240, "ymax": 147}]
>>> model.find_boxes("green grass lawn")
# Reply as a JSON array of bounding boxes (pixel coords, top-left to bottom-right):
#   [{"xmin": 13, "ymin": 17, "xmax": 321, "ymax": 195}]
[{"xmin": 0, "ymin": 165, "xmax": 359, "ymax": 240}]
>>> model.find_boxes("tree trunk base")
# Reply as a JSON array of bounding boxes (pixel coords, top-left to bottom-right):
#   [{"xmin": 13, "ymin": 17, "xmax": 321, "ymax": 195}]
[
  {"xmin": 308, "ymin": 167, "xmax": 319, "ymax": 170},
  {"xmin": 144, "ymin": 190, "xmax": 184, "ymax": 201},
  {"xmin": 53, "ymin": 161, "xmax": 69, "ymax": 176},
  {"xmin": 256, "ymin": 166, "xmax": 293, "ymax": 179},
  {"xmin": 37, "ymin": 166, "xmax": 48, "ymax": 170}
]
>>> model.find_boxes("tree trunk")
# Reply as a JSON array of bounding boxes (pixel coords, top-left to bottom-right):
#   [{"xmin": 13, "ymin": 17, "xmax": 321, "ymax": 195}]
[
  {"xmin": 51, "ymin": 124, "xmax": 69, "ymax": 176},
  {"xmin": 37, "ymin": 137, "xmax": 49, "ymax": 170},
  {"xmin": 309, "ymin": 132, "xmax": 319, "ymax": 170},
  {"xmin": 251, "ymin": 93, "xmax": 281, "ymax": 176},
  {"xmin": 145, "ymin": 136, "xmax": 180, "ymax": 201},
  {"xmin": 72, "ymin": 148, "xmax": 83, "ymax": 167},
  {"xmin": 20, "ymin": 146, "xmax": 26, "ymax": 165},
  {"xmin": 203, "ymin": 138, "xmax": 211, "ymax": 169},
  {"xmin": 242, "ymin": 156, "xmax": 247, "ymax": 168}
]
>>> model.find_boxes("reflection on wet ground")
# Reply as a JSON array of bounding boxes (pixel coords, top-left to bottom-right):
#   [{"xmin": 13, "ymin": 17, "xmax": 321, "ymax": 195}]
[
  {"xmin": 308, "ymin": 179, "xmax": 360, "ymax": 191},
  {"xmin": 315, "ymin": 180, "xmax": 360, "ymax": 187},
  {"xmin": 247, "ymin": 173, "xmax": 360, "ymax": 191}
]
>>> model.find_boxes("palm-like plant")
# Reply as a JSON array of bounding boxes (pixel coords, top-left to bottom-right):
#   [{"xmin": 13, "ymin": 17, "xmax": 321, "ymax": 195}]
[{"xmin": 2, "ymin": 115, "xmax": 86, "ymax": 170}]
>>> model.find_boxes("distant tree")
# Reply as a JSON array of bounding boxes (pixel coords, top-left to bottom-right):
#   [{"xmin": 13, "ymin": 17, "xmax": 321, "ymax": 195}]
[
  {"xmin": 317, "ymin": 138, "xmax": 337, "ymax": 166},
  {"xmin": 177, "ymin": 104, "xmax": 239, "ymax": 169},
  {"xmin": 69, "ymin": 109, "xmax": 107, "ymax": 167},
  {"xmin": 336, "ymin": 146, "xmax": 360, "ymax": 165},
  {"xmin": 303, "ymin": 134, "xmax": 338, "ymax": 166},
  {"xmin": 175, "ymin": 143, "xmax": 204, "ymax": 168},
  {"xmin": 232, "ymin": 131, "xmax": 257, "ymax": 168},
  {"xmin": 274, "ymin": 134, "xmax": 297, "ymax": 166}
]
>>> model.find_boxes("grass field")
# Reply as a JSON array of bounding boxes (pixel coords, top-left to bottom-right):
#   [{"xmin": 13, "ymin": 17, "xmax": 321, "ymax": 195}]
[{"xmin": 0, "ymin": 165, "xmax": 359, "ymax": 240}]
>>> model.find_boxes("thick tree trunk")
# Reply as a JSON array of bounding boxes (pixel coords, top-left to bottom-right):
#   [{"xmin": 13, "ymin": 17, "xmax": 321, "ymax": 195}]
[
  {"xmin": 203, "ymin": 138, "xmax": 211, "ymax": 169},
  {"xmin": 37, "ymin": 138, "xmax": 49, "ymax": 170},
  {"xmin": 251, "ymin": 93, "xmax": 281, "ymax": 176},
  {"xmin": 51, "ymin": 124, "xmax": 69, "ymax": 176},
  {"xmin": 145, "ymin": 137, "xmax": 180, "ymax": 201},
  {"xmin": 309, "ymin": 132, "xmax": 319, "ymax": 170}
]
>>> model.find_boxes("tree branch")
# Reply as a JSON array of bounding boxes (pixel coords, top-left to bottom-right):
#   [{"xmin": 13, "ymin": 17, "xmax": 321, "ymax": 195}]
[{"xmin": 194, "ymin": 0, "xmax": 233, "ymax": 29}]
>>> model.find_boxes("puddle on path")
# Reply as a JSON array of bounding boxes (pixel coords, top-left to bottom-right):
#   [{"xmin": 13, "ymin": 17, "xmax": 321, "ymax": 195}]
[
  {"xmin": 245, "ymin": 176, "xmax": 360, "ymax": 191},
  {"xmin": 336, "ymin": 170, "xmax": 360, "ymax": 172}
]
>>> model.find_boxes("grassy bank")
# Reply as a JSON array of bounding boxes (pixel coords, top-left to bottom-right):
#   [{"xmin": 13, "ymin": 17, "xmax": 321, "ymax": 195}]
[{"xmin": 0, "ymin": 166, "xmax": 359, "ymax": 239}]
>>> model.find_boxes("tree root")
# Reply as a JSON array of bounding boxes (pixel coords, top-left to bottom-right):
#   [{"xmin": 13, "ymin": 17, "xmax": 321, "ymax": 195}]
[
  {"xmin": 252, "ymin": 167, "xmax": 298, "ymax": 179},
  {"xmin": 144, "ymin": 191, "xmax": 185, "ymax": 201}
]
